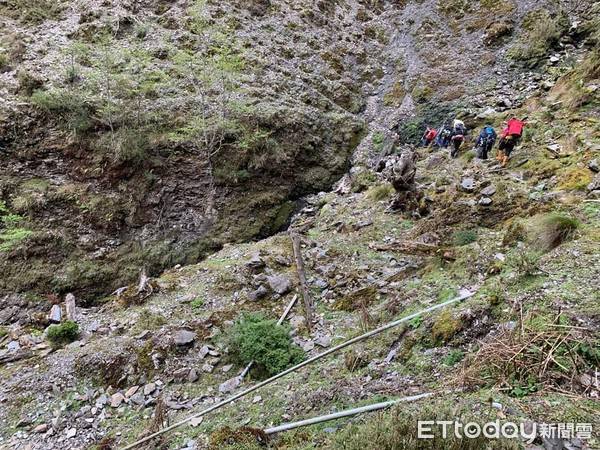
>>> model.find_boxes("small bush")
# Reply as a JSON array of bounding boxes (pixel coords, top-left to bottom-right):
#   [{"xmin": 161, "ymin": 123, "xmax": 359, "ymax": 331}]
[
  {"xmin": 534, "ymin": 213, "xmax": 580, "ymax": 251},
  {"xmin": 47, "ymin": 320, "xmax": 79, "ymax": 346},
  {"xmin": 17, "ymin": 70, "xmax": 44, "ymax": 96},
  {"xmin": 351, "ymin": 171, "xmax": 377, "ymax": 193},
  {"xmin": 443, "ymin": 349, "xmax": 465, "ymax": 366},
  {"xmin": 504, "ymin": 249, "xmax": 542, "ymax": 279},
  {"xmin": 502, "ymin": 219, "xmax": 526, "ymax": 246},
  {"xmin": 366, "ymin": 183, "xmax": 394, "ymax": 201},
  {"xmin": 0, "ymin": 53, "xmax": 9, "ymax": 71},
  {"xmin": 229, "ymin": 313, "xmax": 304, "ymax": 378},
  {"xmin": 190, "ymin": 297, "xmax": 204, "ymax": 310},
  {"xmin": 31, "ymin": 88, "xmax": 93, "ymax": 133},
  {"xmin": 0, "ymin": 0, "xmax": 64, "ymax": 24},
  {"xmin": 452, "ymin": 229, "xmax": 477, "ymax": 246}
]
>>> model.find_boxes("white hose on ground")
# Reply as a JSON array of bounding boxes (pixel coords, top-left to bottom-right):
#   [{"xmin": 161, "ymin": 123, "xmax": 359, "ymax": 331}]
[{"xmin": 264, "ymin": 392, "xmax": 433, "ymax": 435}]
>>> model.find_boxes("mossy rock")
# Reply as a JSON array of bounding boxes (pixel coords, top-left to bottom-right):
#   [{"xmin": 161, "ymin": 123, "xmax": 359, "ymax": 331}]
[
  {"xmin": 502, "ymin": 219, "xmax": 527, "ymax": 246},
  {"xmin": 557, "ymin": 167, "xmax": 593, "ymax": 191},
  {"xmin": 431, "ymin": 309, "xmax": 462, "ymax": 345}
]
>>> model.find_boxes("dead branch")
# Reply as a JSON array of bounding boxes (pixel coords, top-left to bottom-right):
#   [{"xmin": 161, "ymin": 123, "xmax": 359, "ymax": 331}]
[{"xmin": 290, "ymin": 232, "xmax": 314, "ymax": 331}]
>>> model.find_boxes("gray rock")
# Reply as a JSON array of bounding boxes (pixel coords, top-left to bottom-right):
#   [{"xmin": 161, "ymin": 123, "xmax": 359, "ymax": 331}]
[
  {"xmin": 174, "ymin": 330, "xmax": 196, "ymax": 346},
  {"xmin": 34, "ymin": 423, "xmax": 49, "ymax": 433},
  {"xmin": 246, "ymin": 253, "xmax": 265, "ymax": 271},
  {"xmin": 143, "ymin": 383, "xmax": 156, "ymax": 396},
  {"xmin": 48, "ymin": 305, "xmax": 62, "ymax": 324},
  {"xmin": 173, "ymin": 368, "xmax": 190, "ymax": 382},
  {"xmin": 187, "ymin": 368, "xmax": 199, "ymax": 383},
  {"xmin": 314, "ymin": 335, "xmax": 332, "ymax": 348},
  {"xmin": 125, "ymin": 386, "xmax": 139, "ymax": 398},
  {"xmin": 219, "ymin": 376, "xmax": 241, "ymax": 394},
  {"xmin": 201, "ymin": 363, "xmax": 214, "ymax": 373},
  {"xmin": 479, "ymin": 197, "xmax": 493, "ymax": 206},
  {"xmin": 248, "ymin": 285, "xmax": 269, "ymax": 301},
  {"xmin": 300, "ymin": 340, "xmax": 315, "ymax": 352},
  {"xmin": 198, "ymin": 345, "xmax": 210, "ymax": 359},
  {"xmin": 267, "ymin": 275, "xmax": 292, "ymax": 295},
  {"xmin": 588, "ymin": 159, "xmax": 599, "ymax": 173},
  {"xmin": 95, "ymin": 394, "xmax": 108, "ymax": 407},
  {"xmin": 7, "ymin": 340, "xmax": 20, "ymax": 352},
  {"xmin": 588, "ymin": 173, "xmax": 600, "ymax": 192},
  {"xmin": 460, "ymin": 178, "xmax": 476, "ymax": 192},
  {"xmin": 129, "ymin": 392, "xmax": 145, "ymax": 406},
  {"xmin": 110, "ymin": 393, "xmax": 125, "ymax": 408},
  {"xmin": 289, "ymin": 316, "xmax": 306, "ymax": 331},
  {"xmin": 480, "ymin": 185, "xmax": 496, "ymax": 196}
]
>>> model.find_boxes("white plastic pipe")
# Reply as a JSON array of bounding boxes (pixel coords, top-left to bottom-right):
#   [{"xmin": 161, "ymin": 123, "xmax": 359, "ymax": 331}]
[{"xmin": 264, "ymin": 392, "xmax": 433, "ymax": 434}]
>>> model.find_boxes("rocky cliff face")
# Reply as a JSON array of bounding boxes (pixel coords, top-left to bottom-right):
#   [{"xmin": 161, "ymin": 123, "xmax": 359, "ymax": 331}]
[{"xmin": 1, "ymin": 0, "xmax": 595, "ymax": 303}]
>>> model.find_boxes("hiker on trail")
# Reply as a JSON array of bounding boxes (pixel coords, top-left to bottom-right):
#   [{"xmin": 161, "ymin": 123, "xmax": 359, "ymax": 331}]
[
  {"xmin": 420, "ymin": 127, "xmax": 437, "ymax": 147},
  {"xmin": 435, "ymin": 123, "xmax": 452, "ymax": 148},
  {"xmin": 476, "ymin": 124, "xmax": 497, "ymax": 160},
  {"xmin": 450, "ymin": 119, "xmax": 467, "ymax": 158},
  {"xmin": 497, "ymin": 117, "xmax": 526, "ymax": 166}
]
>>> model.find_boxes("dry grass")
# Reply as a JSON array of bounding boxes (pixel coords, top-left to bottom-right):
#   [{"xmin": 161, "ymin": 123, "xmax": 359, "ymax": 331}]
[
  {"xmin": 533, "ymin": 212, "xmax": 580, "ymax": 251},
  {"xmin": 458, "ymin": 313, "xmax": 598, "ymax": 396}
]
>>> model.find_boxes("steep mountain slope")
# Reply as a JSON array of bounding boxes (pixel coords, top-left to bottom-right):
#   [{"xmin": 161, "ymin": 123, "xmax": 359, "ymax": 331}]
[{"xmin": 0, "ymin": 0, "xmax": 599, "ymax": 449}]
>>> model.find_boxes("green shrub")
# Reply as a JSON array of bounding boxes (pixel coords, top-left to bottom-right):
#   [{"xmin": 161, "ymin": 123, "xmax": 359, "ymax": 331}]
[
  {"xmin": 371, "ymin": 132, "xmax": 385, "ymax": 151},
  {"xmin": 351, "ymin": 171, "xmax": 377, "ymax": 193},
  {"xmin": 229, "ymin": 313, "xmax": 304, "ymax": 378},
  {"xmin": 452, "ymin": 229, "xmax": 477, "ymax": 246},
  {"xmin": 190, "ymin": 297, "xmax": 204, "ymax": 310},
  {"xmin": 31, "ymin": 88, "xmax": 93, "ymax": 133},
  {"xmin": 507, "ymin": 10, "xmax": 568, "ymax": 61},
  {"xmin": 431, "ymin": 309, "xmax": 462, "ymax": 345},
  {"xmin": 534, "ymin": 213, "xmax": 580, "ymax": 251},
  {"xmin": 47, "ymin": 320, "xmax": 79, "ymax": 346},
  {"xmin": 366, "ymin": 183, "xmax": 394, "ymax": 201},
  {"xmin": 0, "ymin": 227, "xmax": 32, "ymax": 252},
  {"xmin": 17, "ymin": 70, "xmax": 43, "ymax": 96},
  {"xmin": 0, "ymin": 0, "xmax": 64, "ymax": 24},
  {"xmin": 443, "ymin": 349, "xmax": 465, "ymax": 366},
  {"xmin": 0, "ymin": 53, "xmax": 9, "ymax": 71},
  {"xmin": 504, "ymin": 249, "xmax": 542, "ymax": 279}
]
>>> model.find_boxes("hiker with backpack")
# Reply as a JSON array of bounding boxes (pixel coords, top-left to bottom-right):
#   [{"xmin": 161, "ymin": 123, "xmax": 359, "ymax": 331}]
[
  {"xmin": 476, "ymin": 124, "xmax": 497, "ymax": 160},
  {"xmin": 420, "ymin": 126, "xmax": 437, "ymax": 147},
  {"xmin": 497, "ymin": 117, "xmax": 526, "ymax": 166},
  {"xmin": 435, "ymin": 123, "xmax": 452, "ymax": 148},
  {"xmin": 450, "ymin": 119, "xmax": 467, "ymax": 158}
]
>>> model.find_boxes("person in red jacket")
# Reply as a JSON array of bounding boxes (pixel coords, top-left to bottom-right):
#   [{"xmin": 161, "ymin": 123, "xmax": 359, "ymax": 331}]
[
  {"xmin": 420, "ymin": 127, "xmax": 438, "ymax": 147},
  {"xmin": 497, "ymin": 117, "xmax": 526, "ymax": 166}
]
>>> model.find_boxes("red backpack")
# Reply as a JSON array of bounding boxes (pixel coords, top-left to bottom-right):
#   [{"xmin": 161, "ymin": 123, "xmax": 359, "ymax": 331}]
[{"xmin": 506, "ymin": 118, "xmax": 524, "ymax": 137}]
